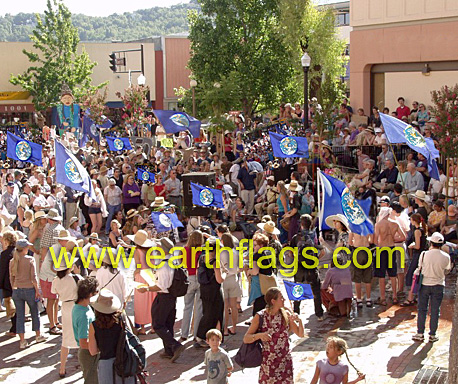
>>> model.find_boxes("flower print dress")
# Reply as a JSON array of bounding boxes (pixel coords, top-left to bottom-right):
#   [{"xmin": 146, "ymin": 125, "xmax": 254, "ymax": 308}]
[{"xmin": 259, "ymin": 310, "xmax": 293, "ymax": 384}]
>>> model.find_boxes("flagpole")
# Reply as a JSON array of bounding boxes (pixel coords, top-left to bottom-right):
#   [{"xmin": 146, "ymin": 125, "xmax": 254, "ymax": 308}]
[
  {"xmin": 386, "ymin": 139, "xmax": 409, "ymax": 201},
  {"xmin": 317, "ymin": 168, "xmax": 323, "ymax": 233}
]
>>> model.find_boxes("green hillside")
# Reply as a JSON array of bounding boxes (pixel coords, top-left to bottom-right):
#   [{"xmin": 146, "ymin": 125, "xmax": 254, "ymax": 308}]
[{"xmin": 0, "ymin": 1, "xmax": 199, "ymax": 42}]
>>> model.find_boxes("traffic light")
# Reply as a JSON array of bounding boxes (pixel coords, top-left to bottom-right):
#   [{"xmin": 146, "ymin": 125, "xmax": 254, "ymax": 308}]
[{"xmin": 109, "ymin": 53, "xmax": 117, "ymax": 72}]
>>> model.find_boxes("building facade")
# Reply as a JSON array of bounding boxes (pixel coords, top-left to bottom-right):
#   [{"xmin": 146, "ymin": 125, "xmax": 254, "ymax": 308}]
[{"xmin": 350, "ymin": 0, "xmax": 458, "ymax": 113}]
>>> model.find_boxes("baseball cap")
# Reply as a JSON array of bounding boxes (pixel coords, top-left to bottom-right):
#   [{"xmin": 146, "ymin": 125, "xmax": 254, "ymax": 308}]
[
  {"xmin": 427, "ymin": 232, "xmax": 444, "ymax": 244},
  {"xmin": 380, "ymin": 196, "xmax": 390, "ymax": 204}
]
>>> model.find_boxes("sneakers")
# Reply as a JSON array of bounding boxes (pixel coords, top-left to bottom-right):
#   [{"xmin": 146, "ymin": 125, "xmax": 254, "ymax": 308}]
[
  {"xmin": 36, "ymin": 335, "xmax": 47, "ymax": 343},
  {"xmin": 429, "ymin": 335, "xmax": 439, "ymax": 343},
  {"xmin": 412, "ymin": 333, "xmax": 424, "ymax": 342},
  {"xmin": 19, "ymin": 340, "xmax": 29, "ymax": 349}
]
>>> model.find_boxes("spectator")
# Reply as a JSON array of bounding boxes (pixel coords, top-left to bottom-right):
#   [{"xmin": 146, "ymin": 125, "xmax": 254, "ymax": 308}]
[{"xmin": 396, "ymin": 97, "xmax": 411, "ymax": 120}]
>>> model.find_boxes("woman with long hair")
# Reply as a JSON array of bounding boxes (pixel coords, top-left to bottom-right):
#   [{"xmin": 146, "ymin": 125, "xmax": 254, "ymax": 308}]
[
  {"xmin": 221, "ymin": 232, "xmax": 241, "ymax": 336},
  {"xmin": 284, "ymin": 181, "xmax": 302, "ymax": 242},
  {"xmin": 122, "ymin": 209, "xmax": 140, "ymax": 241},
  {"xmin": 88, "ymin": 290, "xmax": 135, "ymax": 384},
  {"xmin": 401, "ymin": 213, "xmax": 428, "ymax": 307},
  {"xmin": 243, "ymin": 287, "xmax": 304, "ymax": 384},
  {"xmin": 108, "ymin": 219, "xmax": 124, "ymax": 248},
  {"xmin": 0, "ymin": 231, "xmax": 18, "ymax": 337},
  {"xmin": 29, "ymin": 211, "xmax": 47, "ymax": 269},
  {"xmin": 234, "ymin": 132, "xmax": 245, "ymax": 159},
  {"xmin": 180, "ymin": 230, "xmax": 204, "ymax": 341},
  {"xmin": 51, "ymin": 253, "xmax": 80, "ymax": 378},
  {"xmin": 9, "ymin": 239, "xmax": 47, "ymax": 349},
  {"xmin": 276, "ymin": 181, "xmax": 290, "ymax": 245},
  {"xmin": 84, "ymin": 180, "xmax": 106, "ymax": 234}
]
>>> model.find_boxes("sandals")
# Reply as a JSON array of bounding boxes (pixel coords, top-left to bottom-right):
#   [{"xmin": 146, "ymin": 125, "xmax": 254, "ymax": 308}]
[
  {"xmin": 412, "ymin": 333, "xmax": 424, "ymax": 342},
  {"xmin": 374, "ymin": 297, "xmax": 387, "ymax": 306},
  {"xmin": 49, "ymin": 326, "xmax": 61, "ymax": 335},
  {"xmin": 429, "ymin": 335, "xmax": 439, "ymax": 343},
  {"xmin": 400, "ymin": 300, "xmax": 415, "ymax": 307},
  {"xmin": 366, "ymin": 299, "xmax": 373, "ymax": 307},
  {"xmin": 356, "ymin": 300, "xmax": 363, "ymax": 308},
  {"xmin": 392, "ymin": 298, "xmax": 399, "ymax": 305},
  {"xmin": 228, "ymin": 329, "xmax": 236, "ymax": 335}
]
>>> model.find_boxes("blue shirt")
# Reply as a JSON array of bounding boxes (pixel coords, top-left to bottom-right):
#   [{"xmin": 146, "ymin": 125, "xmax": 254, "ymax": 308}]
[
  {"xmin": 237, "ymin": 166, "xmax": 256, "ymax": 190},
  {"xmin": 72, "ymin": 304, "xmax": 95, "ymax": 346}
]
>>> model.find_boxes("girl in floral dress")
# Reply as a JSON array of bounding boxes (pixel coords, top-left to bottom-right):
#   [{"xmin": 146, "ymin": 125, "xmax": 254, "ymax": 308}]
[{"xmin": 243, "ymin": 287, "xmax": 304, "ymax": 384}]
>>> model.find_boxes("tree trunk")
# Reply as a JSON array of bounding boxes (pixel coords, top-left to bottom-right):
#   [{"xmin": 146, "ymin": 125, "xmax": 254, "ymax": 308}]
[{"xmin": 449, "ymin": 276, "xmax": 458, "ymax": 383}]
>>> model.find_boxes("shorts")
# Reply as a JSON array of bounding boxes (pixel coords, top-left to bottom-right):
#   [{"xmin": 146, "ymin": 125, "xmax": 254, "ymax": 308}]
[
  {"xmin": 40, "ymin": 279, "xmax": 57, "ymax": 300},
  {"xmin": 373, "ymin": 249, "xmax": 397, "ymax": 278},
  {"xmin": 223, "ymin": 274, "xmax": 241, "ymax": 299},
  {"xmin": 350, "ymin": 249, "xmax": 373, "ymax": 284},
  {"xmin": 88, "ymin": 207, "xmax": 102, "ymax": 214}
]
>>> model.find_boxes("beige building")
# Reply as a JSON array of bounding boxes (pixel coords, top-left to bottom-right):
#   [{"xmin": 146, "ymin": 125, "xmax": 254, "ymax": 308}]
[{"xmin": 350, "ymin": 0, "xmax": 458, "ymax": 113}]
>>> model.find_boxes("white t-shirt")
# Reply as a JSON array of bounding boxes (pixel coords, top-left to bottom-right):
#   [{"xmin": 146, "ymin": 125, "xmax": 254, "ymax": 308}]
[
  {"xmin": 96, "ymin": 267, "xmax": 128, "ymax": 302},
  {"xmin": 418, "ymin": 249, "xmax": 451, "ymax": 286}
]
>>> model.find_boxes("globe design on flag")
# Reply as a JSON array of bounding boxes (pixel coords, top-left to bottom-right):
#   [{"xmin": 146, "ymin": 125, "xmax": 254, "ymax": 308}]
[
  {"xmin": 170, "ymin": 113, "xmax": 190, "ymax": 127},
  {"xmin": 279, "ymin": 137, "xmax": 298, "ymax": 155},
  {"xmin": 142, "ymin": 171, "xmax": 150, "ymax": 181},
  {"xmin": 199, "ymin": 188, "xmax": 214, "ymax": 206},
  {"xmin": 158, "ymin": 213, "xmax": 172, "ymax": 228},
  {"xmin": 64, "ymin": 158, "xmax": 83, "ymax": 183},
  {"xmin": 15, "ymin": 141, "xmax": 32, "ymax": 161},
  {"xmin": 341, "ymin": 187, "xmax": 366, "ymax": 225},
  {"xmin": 292, "ymin": 284, "xmax": 304, "ymax": 299},
  {"xmin": 90, "ymin": 124, "xmax": 99, "ymax": 137},
  {"xmin": 404, "ymin": 125, "xmax": 426, "ymax": 148},
  {"xmin": 113, "ymin": 138, "xmax": 124, "ymax": 150}
]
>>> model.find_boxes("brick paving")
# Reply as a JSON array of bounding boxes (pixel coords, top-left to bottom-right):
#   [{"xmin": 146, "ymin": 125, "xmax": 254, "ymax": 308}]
[{"xmin": 0, "ymin": 272, "xmax": 454, "ymax": 384}]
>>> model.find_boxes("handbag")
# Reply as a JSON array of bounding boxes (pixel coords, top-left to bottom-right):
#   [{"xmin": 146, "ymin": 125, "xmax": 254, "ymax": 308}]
[
  {"xmin": 280, "ymin": 216, "xmax": 291, "ymax": 231},
  {"xmin": 259, "ymin": 273, "xmax": 277, "ymax": 295},
  {"xmin": 411, "ymin": 251, "xmax": 425, "ymax": 295},
  {"xmin": 4, "ymin": 297, "xmax": 16, "ymax": 319},
  {"xmin": 234, "ymin": 313, "xmax": 264, "ymax": 369}
]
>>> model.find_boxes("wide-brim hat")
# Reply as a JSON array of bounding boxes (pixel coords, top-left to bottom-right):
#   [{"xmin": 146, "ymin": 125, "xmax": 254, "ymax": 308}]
[
  {"xmin": 102, "ymin": 248, "xmax": 117, "ymax": 265},
  {"xmin": 151, "ymin": 197, "xmax": 169, "ymax": 208},
  {"xmin": 88, "ymin": 232, "xmax": 101, "ymax": 241},
  {"xmin": 46, "ymin": 208, "xmax": 62, "ymax": 221},
  {"xmin": 69, "ymin": 216, "xmax": 79, "ymax": 227},
  {"xmin": 286, "ymin": 180, "xmax": 303, "ymax": 192},
  {"xmin": 55, "ymin": 256, "xmax": 80, "ymax": 271},
  {"xmin": 257, "ymin": 221, "xmax": 280, "ymax": 235},
  {"xmin": 127, "ymin": 230, "xmax": 155, "ymax": 248},
  {"xmin": 100, "ymin": 166, "xmax": 108, "ymax": 173},
  {"xmin": 90, "ymin": 289, "xmax": 122, "ymax": 314},
  {"xmin": 55, "ymin": 229, "xmax": 75, "ymax": 241},
  {"xmin": 126, "ymin": 209, "xmax": 139, "ymax": 219},
  {"xmin": 33, "ymin": 211, "xmax": 47, "ymax": 222},
  {"xmin": 160, "ymin": 237, "xmax": 174, "ymax": 254},
  {"xmin": 409, "ymin": 190, "xmax": 427, "ymax": 201},
  {"xmin": 325, "ymin": 214, "xmax": 350, "ymax": 231},
  {"xmin": 0, "ymin": 212, "xmax": 15, "ymax": 226}
]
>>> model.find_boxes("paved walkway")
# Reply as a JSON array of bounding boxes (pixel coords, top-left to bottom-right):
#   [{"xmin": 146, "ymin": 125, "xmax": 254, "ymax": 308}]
[{"xmin": 0, "ymin": 273, "xmax": 454, "ymax": 384}]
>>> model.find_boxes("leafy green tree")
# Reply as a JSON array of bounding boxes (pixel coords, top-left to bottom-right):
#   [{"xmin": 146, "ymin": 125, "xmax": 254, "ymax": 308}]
[
  {"xmin": 9, "ymin": 0, "xmax": 105, "ymax": 111},
  {"xmin": 187, "ymin": 0, "xmax": 298, "ymax": 117},
  {"xmin": 278, "ymin": 0, "xmax": 347, "ymax": 119}
]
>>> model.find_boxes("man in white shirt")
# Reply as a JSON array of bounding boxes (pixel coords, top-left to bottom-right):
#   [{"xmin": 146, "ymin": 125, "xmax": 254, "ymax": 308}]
[
  {"xmin": 412, "ymin": 232, "xmax": 451, "ymax": 343},
  {"xmin": 104, "ymin": 179, "xmax": 122, "ymax": 235},
  {"xmin": 429, "ymin": 166, "xmax": 447, "ymax": 199},
  {"xmin": 138, "ymin": 238, "xmax": 185, "ymax": 362}
]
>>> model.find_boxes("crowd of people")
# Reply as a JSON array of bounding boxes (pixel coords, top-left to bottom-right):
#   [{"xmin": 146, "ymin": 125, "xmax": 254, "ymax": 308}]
[{"xmin": 0, "ymin": 94, "xmax": 455, "ymax": 384}]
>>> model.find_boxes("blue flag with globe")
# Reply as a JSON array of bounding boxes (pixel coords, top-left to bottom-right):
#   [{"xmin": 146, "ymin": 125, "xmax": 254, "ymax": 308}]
[
  {"xmin": 7, "ymin": 132, "xmax": 43, "ymax": 166},
  {"xmin": 153, "ymin": 109, "xmax": 201, "ymax": 138},
  {"xmin": 284, "ymin": 281, "xmax": 314, "ymax": 301},
  {"xmin": 150, "ymin": 212, "xmax": 183, "ymax": 233},
  {"xmin": 79, "ymin": 112, "xmax": 112, "ymax": 147},
  {"xmin": 269, "ymin": 132, "xmax": 309, "ymax": 158},
  {"xmin": 106, "ymin": 136, "xmax": 132, "ymax": 152},
  {"xmin": 55, "ymin": 140, "xmax": 96, "ymax": 201},
  {"xmin": 137, "ymin": 168, "xmax": 155, "ymax": 183},
  {"xmin": 379, "ymin": 112, "xmax": 439, "ymax": 180},
  {"xmin": 190, "ymin": 182, "xmax": 225, "ymax": 208},
  {"xmin": 319, "ymin": 170, "xmax": 374, "ymax": 236}
]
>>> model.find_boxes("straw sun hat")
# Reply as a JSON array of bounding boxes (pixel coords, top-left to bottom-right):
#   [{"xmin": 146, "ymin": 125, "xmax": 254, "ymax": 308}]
[
  {"xmin": 257, "ymin": 221, "xmax": 280, "ymax": 235},
  {"xmin": 126, "ymin": 230, "xmax": 155, "ymax": 248},
  {"xmin": 325, "ymin": 214, "xmax": 350, "ymax": 231},
  {"xmin": 90, "ymin": 289, "xmax": 122, "ymax": 314}
]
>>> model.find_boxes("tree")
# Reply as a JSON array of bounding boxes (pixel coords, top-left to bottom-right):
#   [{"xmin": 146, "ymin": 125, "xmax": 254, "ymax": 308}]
[
  {"xmin": 278, "ymin": 0, "xmax": 347, "ymax": 128},
  {"xmin": 187, "ymin": 0, "xmax": 298, "ymax": 117},
  {"xmin": 9, "ymin": 0, "xmax": 104, "ymax": 111}
]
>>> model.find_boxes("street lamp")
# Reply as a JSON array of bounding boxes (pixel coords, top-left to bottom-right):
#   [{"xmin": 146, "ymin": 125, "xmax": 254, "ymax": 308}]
[
  {"xmin": 301, "ymin": 52, "xmax": 311, "ymax": 131},
  {"xmin": 190, "ymin": 79, "xmax": 197, "ymax": 117},
  {"xmin": 137, "ymin": 74, "xmax": 146, "ymax": 86}
]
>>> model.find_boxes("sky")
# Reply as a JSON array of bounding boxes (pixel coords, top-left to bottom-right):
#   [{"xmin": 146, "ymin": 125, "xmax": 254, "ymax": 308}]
[
  {"xmin": 1, "ymin": 0, "xmax": 348, "ymax": 17},
  {"xmin": 0, "ymin": 0, "xmax": 188, "ymax": 17}
]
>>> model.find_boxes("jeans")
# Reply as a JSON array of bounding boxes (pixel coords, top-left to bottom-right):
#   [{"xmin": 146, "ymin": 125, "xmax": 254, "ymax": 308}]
[
  {"xmin": 12, "ymin": 288, "xmax": 40, "ymax": 334},
  {"xmin": 105, "ymin": 203, "xmax": 121, "ymax": 234},
  {"xmin": 417, "ymin": 284, "xmax": 444, "ymax": 336},
  {"xmin": 151, "ymin": 293, "xmax": 182, "ymax": 356},
  {"xmin": 98, "ymin": 357, "xmax": 135, "ymax": 384},
  {"xmin": 181, "ymin": 275, "xmax": 203, "ymax": 339}
]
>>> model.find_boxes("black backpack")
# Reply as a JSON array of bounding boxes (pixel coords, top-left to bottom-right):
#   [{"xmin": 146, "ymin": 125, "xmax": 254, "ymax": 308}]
[
  {"xmin": 197, "ymin": 253, "xmax": 216, "ymax": 285},
  {"xmin": 113, "ymin": 318, "xmax": 146, "ymax": 381},
  {"xmin": 168, "ymin": 265, "xmax": 189, "ymax": 297}
]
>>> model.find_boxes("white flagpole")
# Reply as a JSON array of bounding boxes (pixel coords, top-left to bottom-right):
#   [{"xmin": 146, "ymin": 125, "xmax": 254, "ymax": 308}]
[{"xmin": 317, "ymin": 168, "xmax": 323, "ymax": 232}]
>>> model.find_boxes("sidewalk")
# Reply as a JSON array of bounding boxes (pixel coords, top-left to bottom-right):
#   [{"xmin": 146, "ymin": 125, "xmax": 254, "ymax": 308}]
[{"xmin": 0, "ymin": 273, "xmax": 454, "ymax": 384}]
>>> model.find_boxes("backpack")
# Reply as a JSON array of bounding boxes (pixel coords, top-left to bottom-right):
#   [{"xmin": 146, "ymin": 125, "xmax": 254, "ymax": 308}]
[
  {"xmin": 113, "ymin": 318, "xmax": 146, "ymax": 381},
  {"xmin": 197, "ymin": 253, "xmax": 215, "ymax": 285},
  {"xmin": 168, "ymin": 265, "xmax": 189, "ymax": 297}
]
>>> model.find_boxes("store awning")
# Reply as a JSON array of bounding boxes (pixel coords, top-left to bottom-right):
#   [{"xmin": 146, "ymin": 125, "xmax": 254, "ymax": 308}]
[
  {"xmin": 0, "ymin": 91, "xmax": 30, "ymax": 101},
  {"xmin": 0, "ymin": 104, "xmax": 35, "ymax": 113}
]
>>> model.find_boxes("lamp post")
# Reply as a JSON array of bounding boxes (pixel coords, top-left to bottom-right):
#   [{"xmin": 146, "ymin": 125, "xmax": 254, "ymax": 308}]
[
  {"xmin": 190, "ymin": 79, "xmax": 197, "ymax": 117},
  {"xmin": 301, "ymin": 52, "xmax": 311, "ymax": 131}
]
